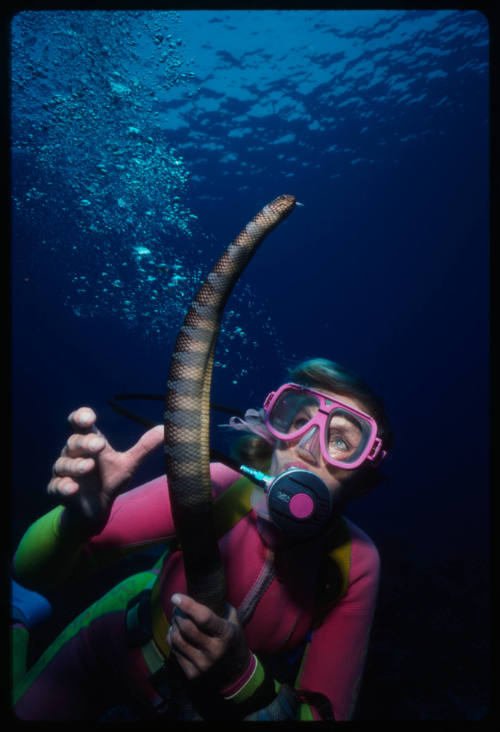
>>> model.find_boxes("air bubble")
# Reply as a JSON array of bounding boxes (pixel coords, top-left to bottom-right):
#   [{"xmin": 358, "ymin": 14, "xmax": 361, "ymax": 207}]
[
  {"xmin": 11, "ymin": 11, "xmax": 290, "ymax": 380},
  {"xmin": 134, "ymin": 246, "xmax": 152, "ymax": 257}
]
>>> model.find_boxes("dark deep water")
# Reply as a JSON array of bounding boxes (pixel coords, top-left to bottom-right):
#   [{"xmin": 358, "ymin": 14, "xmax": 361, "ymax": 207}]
[{"xmin": 10, "ymin": 10, "xmax": 490, "ymax": 720}]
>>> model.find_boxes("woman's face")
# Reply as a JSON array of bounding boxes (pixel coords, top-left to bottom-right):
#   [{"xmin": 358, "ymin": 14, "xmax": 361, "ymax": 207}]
[{"xmin": 269, "ymin": 388, "xmax": 372, "ymax": 501}]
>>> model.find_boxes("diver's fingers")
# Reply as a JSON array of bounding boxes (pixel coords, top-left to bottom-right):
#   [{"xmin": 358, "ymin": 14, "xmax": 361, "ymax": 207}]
[
  {"xmin": 67, "ymin": 407, "xmax": 97, "ymax": 433},
  {"xmin": 125, "ymin": 425, "xmax": 164, "ymax": 467},
  {"xmin": 166, "ymin": 624, "xmax": 206, "ymax": 679},
  {"xmin": 47, "ymin": 475, "xmax": 79, "ymax": 497},
  {"xmin": 63, "ymin": 433, "xmax": 106, "ymax": 458},
  {"xmin": 52, "ymin": 456, "xmax": 95, "ymax": 479},
  {"xmin": 171, "ymin": 611, "xmax": 207, "ymax": 650},
  {"xmin": 170, "ymin": 594, "xmax": 226, "ymax": 637},
  {"xmin": 168, "ymin": 646, "xmax": 199, "ymax": 680}
]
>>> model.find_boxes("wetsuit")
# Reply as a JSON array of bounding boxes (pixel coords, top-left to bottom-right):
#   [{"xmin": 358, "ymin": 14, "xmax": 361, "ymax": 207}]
[{"xmin": 13, "ymin": 463, "xmax": 380, "ymax": 721}]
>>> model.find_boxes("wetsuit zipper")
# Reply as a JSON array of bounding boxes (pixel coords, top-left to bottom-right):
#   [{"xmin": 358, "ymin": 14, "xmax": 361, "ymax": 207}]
[{"xmin": 237, "ymin": 549, "xmax": 276, "ymax": 627}]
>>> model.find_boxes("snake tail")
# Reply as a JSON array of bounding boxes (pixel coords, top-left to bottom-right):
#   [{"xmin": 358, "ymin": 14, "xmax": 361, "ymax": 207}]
[{"xmin": 163, "ymin": 194, "xmax": 296, "ymax": 615}]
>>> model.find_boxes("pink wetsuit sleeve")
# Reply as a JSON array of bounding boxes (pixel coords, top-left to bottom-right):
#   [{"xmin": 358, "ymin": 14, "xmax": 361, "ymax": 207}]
[
  {"xmin": 86, "ymin": 462, "xmax": 240, "ymax": 553},
  {"xmin": 297, "ymin": 520, "xmax": 380, "ymax": 721},
  {"xmin": 13, "ymin": 463, "xmax": 241, "ymax": 590}
]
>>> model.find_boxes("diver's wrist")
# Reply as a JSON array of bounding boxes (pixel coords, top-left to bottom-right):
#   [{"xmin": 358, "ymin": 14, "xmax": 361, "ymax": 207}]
[
  {"xmin": 58, "ymin": 504, "xmax": 108, "ymax": 541},
  {"xmin": 221, "ymin": 653, "xmax": 264, "ymax": 703}
]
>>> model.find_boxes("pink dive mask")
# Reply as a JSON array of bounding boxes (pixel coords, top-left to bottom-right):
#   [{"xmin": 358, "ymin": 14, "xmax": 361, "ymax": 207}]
[{"xmin": 263, "ymin": 383, "xmax": 387, "ymax": 470}]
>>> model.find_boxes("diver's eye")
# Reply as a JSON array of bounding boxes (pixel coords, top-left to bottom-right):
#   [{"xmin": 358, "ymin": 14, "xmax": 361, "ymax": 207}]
[{"xmin": 328, "ymin": 434, "xmax": 350, "ymax": 453}]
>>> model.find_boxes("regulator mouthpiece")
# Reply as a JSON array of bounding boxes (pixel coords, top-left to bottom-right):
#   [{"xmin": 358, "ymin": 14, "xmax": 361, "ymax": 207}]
[{"xmin": 240, "ymin": 464, "xmax": 333, "ymax": 540}]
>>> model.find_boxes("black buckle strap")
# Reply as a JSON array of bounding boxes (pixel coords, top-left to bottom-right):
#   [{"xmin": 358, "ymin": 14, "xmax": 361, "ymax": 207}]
[
  {"xmin": 126, "ymin": 589, "xmax": 175, "ymax": 713},
  {"xmin": 125, "ymin": 589, "xmax": 154, "ymax": 648}
]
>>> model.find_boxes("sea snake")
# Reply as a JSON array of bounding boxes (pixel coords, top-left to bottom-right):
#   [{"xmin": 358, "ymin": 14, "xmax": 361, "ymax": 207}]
[{"xmin": 163, "ymin": 194, "xmax": 296, "ymax": 616}]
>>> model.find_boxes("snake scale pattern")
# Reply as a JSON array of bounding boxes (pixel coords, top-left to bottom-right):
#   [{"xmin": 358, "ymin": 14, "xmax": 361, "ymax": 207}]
[{"xmin": 163, "ymin": 194, "xmax": 296, "ymax": 616}]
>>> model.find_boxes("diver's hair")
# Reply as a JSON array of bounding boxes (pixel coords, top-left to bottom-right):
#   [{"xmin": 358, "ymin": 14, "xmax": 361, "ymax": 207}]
[
  {"xmin": 230, "ymin": 357, "xmax": 393, "ymax": 500},
  {"xmin": 289, "ymin": 358, "xmax": 393, "ymax": 452}
]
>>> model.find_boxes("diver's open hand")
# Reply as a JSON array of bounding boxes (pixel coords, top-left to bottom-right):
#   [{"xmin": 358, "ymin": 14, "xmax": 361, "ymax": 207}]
[
  {"xmin": 166, "ymin": 593, "xmax": 252, "ymax": 692},
  {"xmin": 47, "ymin": 407, "xmax": 164, "ymax": 534}
]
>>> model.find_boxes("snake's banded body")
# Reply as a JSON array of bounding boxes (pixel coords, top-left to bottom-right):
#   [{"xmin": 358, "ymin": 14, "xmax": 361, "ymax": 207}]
[{"xmin": 163, "ymin": 195, "xmax": 296, "ymax": 616}]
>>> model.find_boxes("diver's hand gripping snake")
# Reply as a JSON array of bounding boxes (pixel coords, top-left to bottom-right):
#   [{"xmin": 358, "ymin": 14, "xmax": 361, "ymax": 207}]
[{"xmin": 163, "ymin": 195, "xmax": 296, "ymax": 617}]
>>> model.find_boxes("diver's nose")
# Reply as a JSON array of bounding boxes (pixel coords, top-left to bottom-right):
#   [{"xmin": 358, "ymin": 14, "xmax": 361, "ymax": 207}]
[{"xmin": 296, "ymin": 425, "xmax": 321, "ymax": 465}]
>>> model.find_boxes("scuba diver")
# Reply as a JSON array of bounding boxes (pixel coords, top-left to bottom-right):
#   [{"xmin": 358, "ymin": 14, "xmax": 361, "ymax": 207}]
[{"xmin": 12, "ymin": 358, "xmax": 392, "ymax": 721}]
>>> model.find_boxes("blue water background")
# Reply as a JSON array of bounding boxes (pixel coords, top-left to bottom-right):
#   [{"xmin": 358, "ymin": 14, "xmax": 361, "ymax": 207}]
[{"xmin": 10, "ymin": 10, "xmax": 490, "ymax": 719}]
